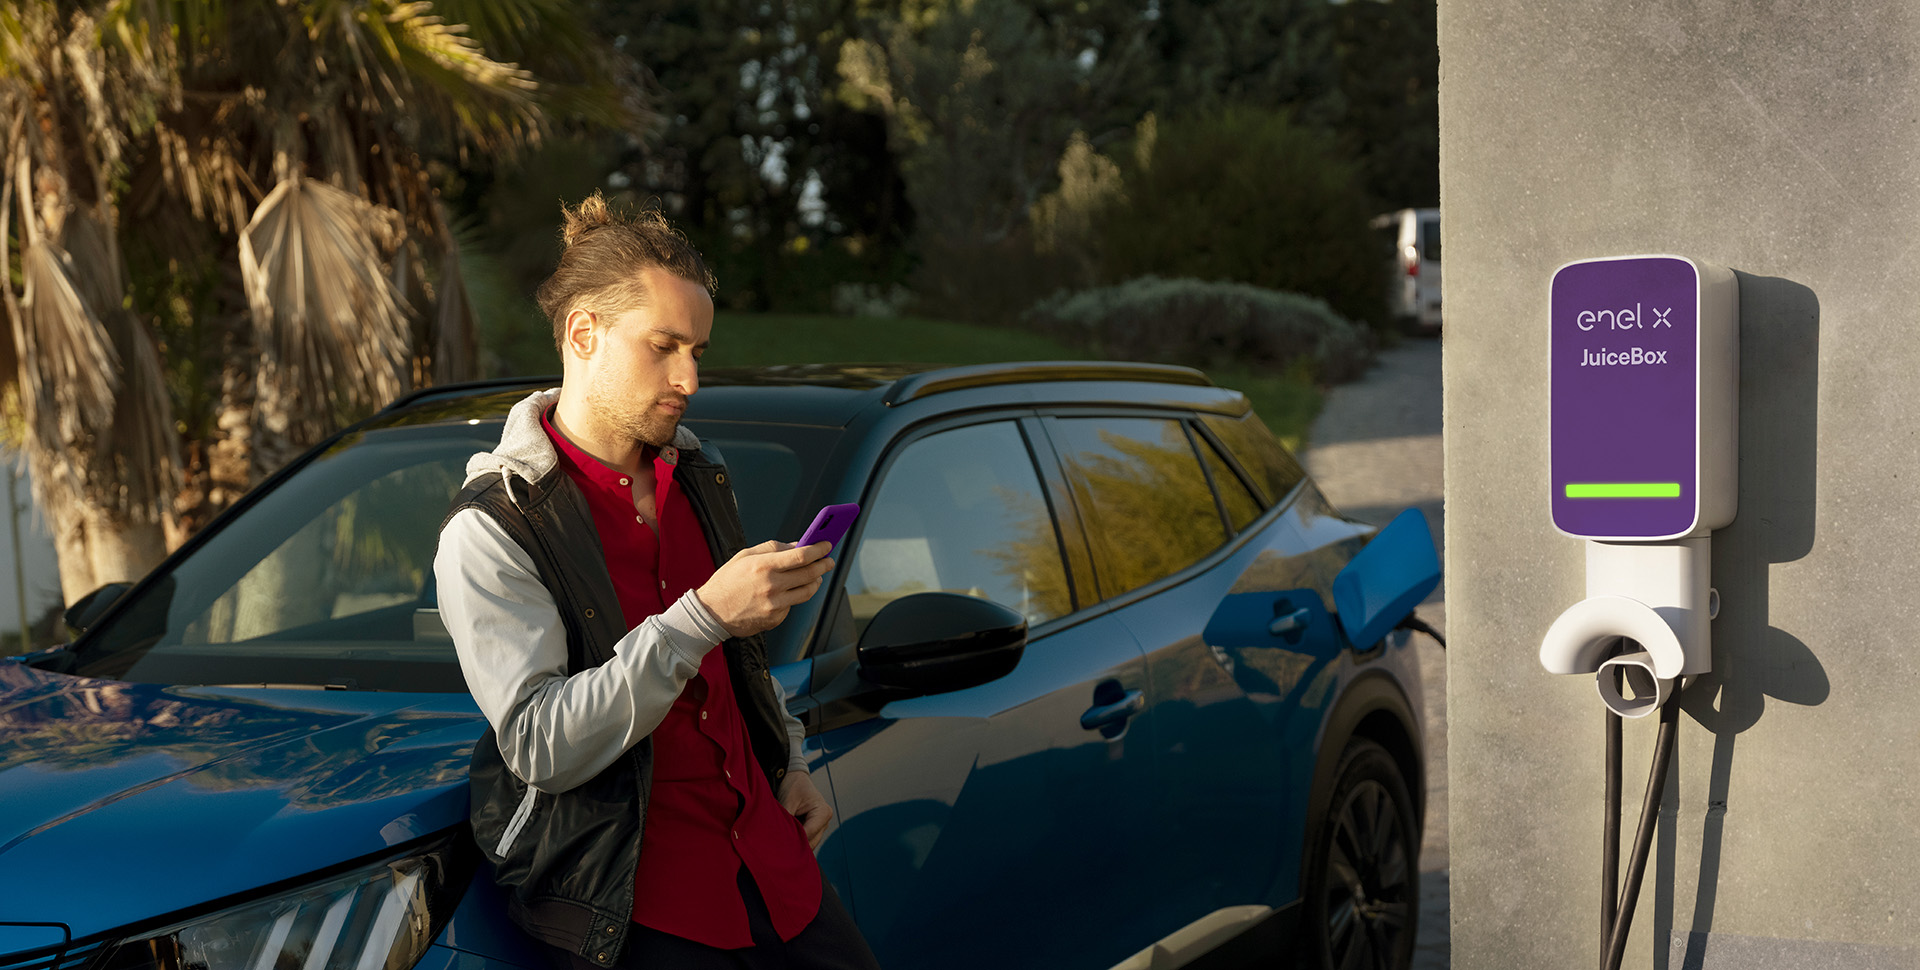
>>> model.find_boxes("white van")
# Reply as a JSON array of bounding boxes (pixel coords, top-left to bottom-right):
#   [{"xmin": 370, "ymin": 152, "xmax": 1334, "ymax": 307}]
[{"xmin": 1372, "ymin": 207, "xmax": 1441, "ymax": 332}]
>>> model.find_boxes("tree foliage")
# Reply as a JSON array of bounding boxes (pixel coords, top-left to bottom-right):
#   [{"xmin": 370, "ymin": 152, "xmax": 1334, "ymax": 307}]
[
  {"xmin": 829, "ymin": 0, "xmax": 1430, "ymax": 323},
  {"xmin": 1330, "ymin": 0, "xmax": 1439, "ymax": 209},
  {"xmin": 608, "ymin": 0, "xmax": 911, "ymax": 312},
  {"xmin": 448, "ymin": 0, "xmax": 1437, "ymax": 329},
  {"xmin": 1022, "ymin": 275, "xmax": 1371, "ymax": 382},
  {"xmin": 0, "ymin": 0, "xmax": 641, "ymax": 598},
  {"xmin": 1095, "ymin": 108, "xmax": 1388, "ymax": 329}
]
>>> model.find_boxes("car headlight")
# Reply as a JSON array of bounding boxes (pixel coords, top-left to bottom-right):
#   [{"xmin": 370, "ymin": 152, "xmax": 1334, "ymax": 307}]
[{"xmin": 100, "ymin": 835, "xmax": 471, "ymax": 970}]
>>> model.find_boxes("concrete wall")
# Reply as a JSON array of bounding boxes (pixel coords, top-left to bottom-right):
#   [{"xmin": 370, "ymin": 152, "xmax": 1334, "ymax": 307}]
[{"xmin": 1440, "ymin": 2, "xmax": 1920, "ymax": 968}]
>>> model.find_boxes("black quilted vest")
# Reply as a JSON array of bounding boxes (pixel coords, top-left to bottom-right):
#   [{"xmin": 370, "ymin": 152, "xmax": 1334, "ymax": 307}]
[{"xmin": 445, "ymin": 443, "xmax": 794, "ymax": 966}]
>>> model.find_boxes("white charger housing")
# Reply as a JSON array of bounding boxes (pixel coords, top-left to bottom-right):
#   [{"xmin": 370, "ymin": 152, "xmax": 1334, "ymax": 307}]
[{"xmin": 1539, "ymin": 255, "xmax": 1737, "ymax": 716}]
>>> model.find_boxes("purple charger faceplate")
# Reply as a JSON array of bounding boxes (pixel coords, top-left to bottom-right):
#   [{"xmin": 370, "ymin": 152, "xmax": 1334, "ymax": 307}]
[{"xmin": 1550, "ymin": 256, "xmax": 1700, "ymax": 539}]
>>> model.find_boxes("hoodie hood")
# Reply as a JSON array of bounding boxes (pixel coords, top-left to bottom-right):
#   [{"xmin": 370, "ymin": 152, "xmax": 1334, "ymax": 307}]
[
  {"xmin": 0, "ymin": 662, "xmax": 484, "ymax": 937},
  {"xmin": 463, "ymin": 388, "xmax": 705, "ymax": 502}
]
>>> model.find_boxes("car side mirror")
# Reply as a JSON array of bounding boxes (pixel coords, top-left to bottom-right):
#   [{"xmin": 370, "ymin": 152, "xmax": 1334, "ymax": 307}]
[
  {"xmin": 1332, "ymin": 508, "xmax": 1441, "ymax": 650},
  {"xmin": 64, "ymin": 582, "xmax": 133, "ymax": 637},
  {"xmin": 856, "ymin": 592, "xmax": 1027, "ymax": 694}
]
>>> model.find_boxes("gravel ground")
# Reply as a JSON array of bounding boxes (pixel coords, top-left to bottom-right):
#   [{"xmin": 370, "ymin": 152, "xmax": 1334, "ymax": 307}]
[{"xmin": 1302, "ymin": 336, "xmax": 1449, "ymax": 970}]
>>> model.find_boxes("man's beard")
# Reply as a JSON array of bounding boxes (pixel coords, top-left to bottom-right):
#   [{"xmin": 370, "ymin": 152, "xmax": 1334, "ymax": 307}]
[{"xmin": 588, "ymin": 374, "xmax": 680, "ymax": 448}]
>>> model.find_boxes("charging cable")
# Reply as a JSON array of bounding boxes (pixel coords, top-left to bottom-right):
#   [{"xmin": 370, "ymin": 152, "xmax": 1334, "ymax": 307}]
[
  {"xmin": 1395, "ymin": 613, "xmax": 1447, "ymax": 649},
  {"xmin": 1600, "ymin": 663, "xmax": 1680, "ymax": 970}
]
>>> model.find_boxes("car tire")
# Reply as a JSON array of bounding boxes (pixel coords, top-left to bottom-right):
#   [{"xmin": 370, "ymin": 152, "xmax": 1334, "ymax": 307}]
[{"xmin": 1301, "ymin": 738, "xmax": 1419, "ymax": 970}]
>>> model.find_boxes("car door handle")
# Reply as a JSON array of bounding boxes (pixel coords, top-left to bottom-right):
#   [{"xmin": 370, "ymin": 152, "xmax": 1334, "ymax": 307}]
[
  {"xmin": 1269, "ymin": 608, "xmax": 1312, "ymax": 637},
  {"xmin": 1080, "ymin": 689, "xmax": 1145, "ymax": 731}
]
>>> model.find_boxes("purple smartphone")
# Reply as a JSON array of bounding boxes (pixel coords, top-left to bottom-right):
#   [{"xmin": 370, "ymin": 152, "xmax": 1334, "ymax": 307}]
[{"xmin": 796, "ymin": 503, "xmax": 860, "ymax": 550}]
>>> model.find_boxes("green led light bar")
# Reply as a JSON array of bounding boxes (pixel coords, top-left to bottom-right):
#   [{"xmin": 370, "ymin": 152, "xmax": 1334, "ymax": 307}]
[{"xmin": 1564, "ymin": 482, "xmax": 1682, "ymax": 499}]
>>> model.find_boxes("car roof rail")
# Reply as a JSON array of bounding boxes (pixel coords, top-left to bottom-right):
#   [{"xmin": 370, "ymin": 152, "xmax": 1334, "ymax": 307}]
[
  {"xmin": 881, "ymin": 361, "xmax": 1213, "ymax": 407},
  {"xmin": 378, "ymin": 362, "xmax": 1214, "ymax": 414},
  {"xmin": 378, "ymin": 376, "xmax": 558, "ymax": 414}
]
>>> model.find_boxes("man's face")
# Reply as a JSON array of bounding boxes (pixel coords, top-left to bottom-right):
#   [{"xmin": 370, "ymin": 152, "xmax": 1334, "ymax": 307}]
[{"xmin": 580, "ymin": 265, "xmax": 714, "ymax": 448}]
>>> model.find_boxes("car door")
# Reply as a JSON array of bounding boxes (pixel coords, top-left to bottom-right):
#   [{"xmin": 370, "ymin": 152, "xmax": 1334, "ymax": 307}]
[
  {"xmin": 808, "ymin": 416, "xmax": 1156, "ymax": 970},
  {"xmin": 1042, "ymin": 411, "xmax": 1333, "ymax": 946}
]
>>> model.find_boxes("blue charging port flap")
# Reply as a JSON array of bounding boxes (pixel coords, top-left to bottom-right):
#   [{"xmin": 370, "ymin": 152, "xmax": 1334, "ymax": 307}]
[{"xmin": 1332, "ymin": 507, "xmax": 1442, "ymax": 650}]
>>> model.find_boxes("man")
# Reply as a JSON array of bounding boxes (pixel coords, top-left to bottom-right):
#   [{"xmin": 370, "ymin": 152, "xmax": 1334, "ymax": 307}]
[{"xmin": 434, "ymin": 194, "xmax": 881, "ymax": 970}]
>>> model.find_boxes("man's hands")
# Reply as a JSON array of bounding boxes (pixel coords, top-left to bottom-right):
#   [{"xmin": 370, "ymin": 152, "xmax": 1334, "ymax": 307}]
[
  {"xmin": 778, "ymin": 770, "xmax": 833, "ymax": 851},
  {"xmin": 696, "ymin": 540, "xmax": 835, "ymax": 638}
]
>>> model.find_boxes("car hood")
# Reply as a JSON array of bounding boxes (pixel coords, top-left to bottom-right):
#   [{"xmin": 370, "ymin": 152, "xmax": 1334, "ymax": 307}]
[{"xmin": 0, "ymin": 661, "xmax": 484, "ymax": 936}]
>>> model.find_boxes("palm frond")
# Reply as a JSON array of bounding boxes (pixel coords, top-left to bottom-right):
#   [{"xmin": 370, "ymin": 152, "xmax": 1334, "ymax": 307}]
[
  {"xmin": 141, "ymin": 116, "xmax": 257, "ymax": 232},
  {"xmin": 432, "ymin": 0, "xmax": 652, "ymax": 131},
  {"xmin": 96, "ymin": 0, "xmax": 202, "ymax": 94},
  {"xmin": 16, "ymin": 240, "xmax": 121, "ymax": 441},
  {"xmin": 59, "ymin": 212, "xmax": 178, "ymax": 519},
  {"xmin": 0, "ymin": 151, "xmax": 23, "ymax": 417},
  {"xmin": 0, "ymin": 3, "xmax": 49, "ymax": 85},
  {"xmin": 237, "ymin": 176, "xmax": 412, "ymax": 433},
  {"xmin": 311, "ymin": 0, "xmax": 540, "ymax": 152}
]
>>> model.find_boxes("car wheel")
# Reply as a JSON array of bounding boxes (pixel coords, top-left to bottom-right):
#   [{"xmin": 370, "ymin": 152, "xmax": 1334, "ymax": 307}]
[{"xmin": 1302, "ymin": 738, "xmax": 1418, "ymax": 970}]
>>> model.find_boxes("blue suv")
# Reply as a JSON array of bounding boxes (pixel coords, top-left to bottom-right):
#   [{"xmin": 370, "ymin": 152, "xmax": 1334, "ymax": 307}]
[{"xmin": 1, "ymin": 361, "xmax": 1434, "ymax": 970}]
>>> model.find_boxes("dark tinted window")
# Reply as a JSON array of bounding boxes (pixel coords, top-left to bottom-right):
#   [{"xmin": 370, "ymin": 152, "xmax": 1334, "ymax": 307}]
[
  {"xmin": 1199, "ymin": 412, "xmax": 1305, "ymax": 505},
  {"xmin": 840, "ymin": 422, "xmax": 1070, "ymax": 639},
  {"xmin": 73, "ymin": 428, "xmax": 494, "ymax": 690},
  {"xmin": 1050, "ymin": 417, "xmax": 1225, "ymax": 599},
  {"xmin": 1195, "ymin": 426, "xmax": 1261, "ymax": 533},
  {"xmin": 684, "ymin": 422, "xmax": 842, "ymax": 545},
  {"xmin": 1421, "ymin": 216, "xmax": 1441, "ymax": 262}
]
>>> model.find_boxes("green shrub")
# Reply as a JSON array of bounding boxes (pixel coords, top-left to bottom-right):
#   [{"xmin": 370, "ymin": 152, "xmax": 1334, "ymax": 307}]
[
  {"xmin": 1021, "ymin": 276, "xmax": 1372, "ymax": 383},
  {"xmin": 1096, "ymin": 108, "xmax": 1391, "ymax": 331}
]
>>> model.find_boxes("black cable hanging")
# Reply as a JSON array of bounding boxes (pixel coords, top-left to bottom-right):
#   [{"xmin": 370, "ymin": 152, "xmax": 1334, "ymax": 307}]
[{"xmin": 1600, "ymin": 677, "xmax": 1681, "ymax": 970}]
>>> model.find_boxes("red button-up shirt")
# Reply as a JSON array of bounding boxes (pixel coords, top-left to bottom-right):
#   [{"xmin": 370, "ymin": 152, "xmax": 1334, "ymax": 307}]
[{"xmin": 541, "ymin": 409, "xmax": 821, "ymax": 947}]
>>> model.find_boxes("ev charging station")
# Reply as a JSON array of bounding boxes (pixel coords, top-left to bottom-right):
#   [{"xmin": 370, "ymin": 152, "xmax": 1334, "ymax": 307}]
[{"xmin": 1538, "ymin": 254, "xmax": 1740, "ymax": 969}]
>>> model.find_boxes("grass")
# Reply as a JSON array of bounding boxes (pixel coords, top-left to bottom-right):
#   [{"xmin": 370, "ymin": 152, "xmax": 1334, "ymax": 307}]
[{"xmin": 705, "ymin": 312, "xmax": 1322, "ymax": 451}]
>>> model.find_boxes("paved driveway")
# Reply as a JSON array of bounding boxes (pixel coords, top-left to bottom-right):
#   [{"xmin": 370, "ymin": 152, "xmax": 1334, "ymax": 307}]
[{"xmin": 1302, "ymin": 336, "xmax": 1448, "ymax": 970}]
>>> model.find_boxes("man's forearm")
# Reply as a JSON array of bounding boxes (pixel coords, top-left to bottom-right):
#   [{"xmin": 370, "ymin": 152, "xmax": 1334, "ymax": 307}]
[{"xmin": 438, "ymin": 507, "xmax": 727, "ymax": 792}]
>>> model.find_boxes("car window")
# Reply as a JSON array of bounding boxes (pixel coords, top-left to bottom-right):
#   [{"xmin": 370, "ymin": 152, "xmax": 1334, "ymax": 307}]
[
  {"xmin": 1049, "ymin": 417, "xmax": 1227, "ymax": 600},
  {"xmin": 1198, "ymin": 411, "xmax": 1305, "ymax": 506},
  {"xmin": 1421, "ymin": 216, "xmax": 1441, "ymax": 262},
  {"xmin": 1195, "ymin": 425, "xmax": 1262, "ymax": 533},
  {"xmin": 683, "ymin": 422, "xmax": 842, "ymax": 545},
  {"xmin": 183, "ymin": 459, "xmax": 456, "ymax": 643},
  {"xmin": 839, "ymin": 421, "xmax": 1070, "ymax": 641},
  {"xmin": 72, "ymin": 429, "xmax": 492, "ymax": 689},
  {"xmin": 707, "ymin": 438, "xmax": 802, "ymax": 544}
]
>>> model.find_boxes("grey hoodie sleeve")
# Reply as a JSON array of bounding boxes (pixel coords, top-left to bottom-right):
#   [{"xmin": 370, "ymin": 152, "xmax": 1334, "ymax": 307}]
[{"xmin": 437, "ymin": 507, "xmax": 723, "ymax": 793}]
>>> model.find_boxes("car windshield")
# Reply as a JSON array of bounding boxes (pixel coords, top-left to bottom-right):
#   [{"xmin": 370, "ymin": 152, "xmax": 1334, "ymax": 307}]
[{"xmin": 64, "ymin": 416, "xmax": 834, "ymax": 691}]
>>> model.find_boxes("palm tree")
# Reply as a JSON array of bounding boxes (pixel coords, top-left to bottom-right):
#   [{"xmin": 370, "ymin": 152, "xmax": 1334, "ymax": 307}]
[{"xmin": 0, "ymin": 1, "xmax": 648, "ymax": 605}]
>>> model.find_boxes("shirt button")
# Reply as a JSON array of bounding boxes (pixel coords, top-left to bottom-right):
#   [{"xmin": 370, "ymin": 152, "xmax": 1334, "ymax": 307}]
[
  {"xmin": 659, "ymin": 580, "xmax": 666, "ymax": 589},
  {"xmin": 724, "ymin": 769, "xmax": 731, "ymax": 779},
  {"xmin": 619, "ymin": 477, "xmax": 629, "ymax": 486},
  {"xmin": 701, "ymin": 710, "xmax": 708, "ymax": 720},
  {"xmin": 732, "ymin": 830, "xmax": 740, "ymax": 840},
  {"xmin": 635, "ymin": 515, "xmax": 643, "ymax": 523}
]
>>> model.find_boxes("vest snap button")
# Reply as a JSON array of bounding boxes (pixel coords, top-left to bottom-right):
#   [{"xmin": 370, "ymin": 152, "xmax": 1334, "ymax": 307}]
[
  {"xmin": 716, "ymin": 473, "xmax": 726, "ymax": 485},
  {"xmin": 597, "ymin": 954, "xmax": 607, "ymax": 963},
  {"xmin": 605, "ymin": 926, "xmax": 616, "ymax": 935},
  {"xmin": 584, "ymin": 608, "xmax": 596, "ymax": 619}
]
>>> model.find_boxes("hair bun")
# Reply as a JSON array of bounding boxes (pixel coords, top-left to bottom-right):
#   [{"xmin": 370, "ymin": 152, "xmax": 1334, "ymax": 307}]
[{"xmin": 559, "ymin": 191, "xmax": 617, "ymax": 248}]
